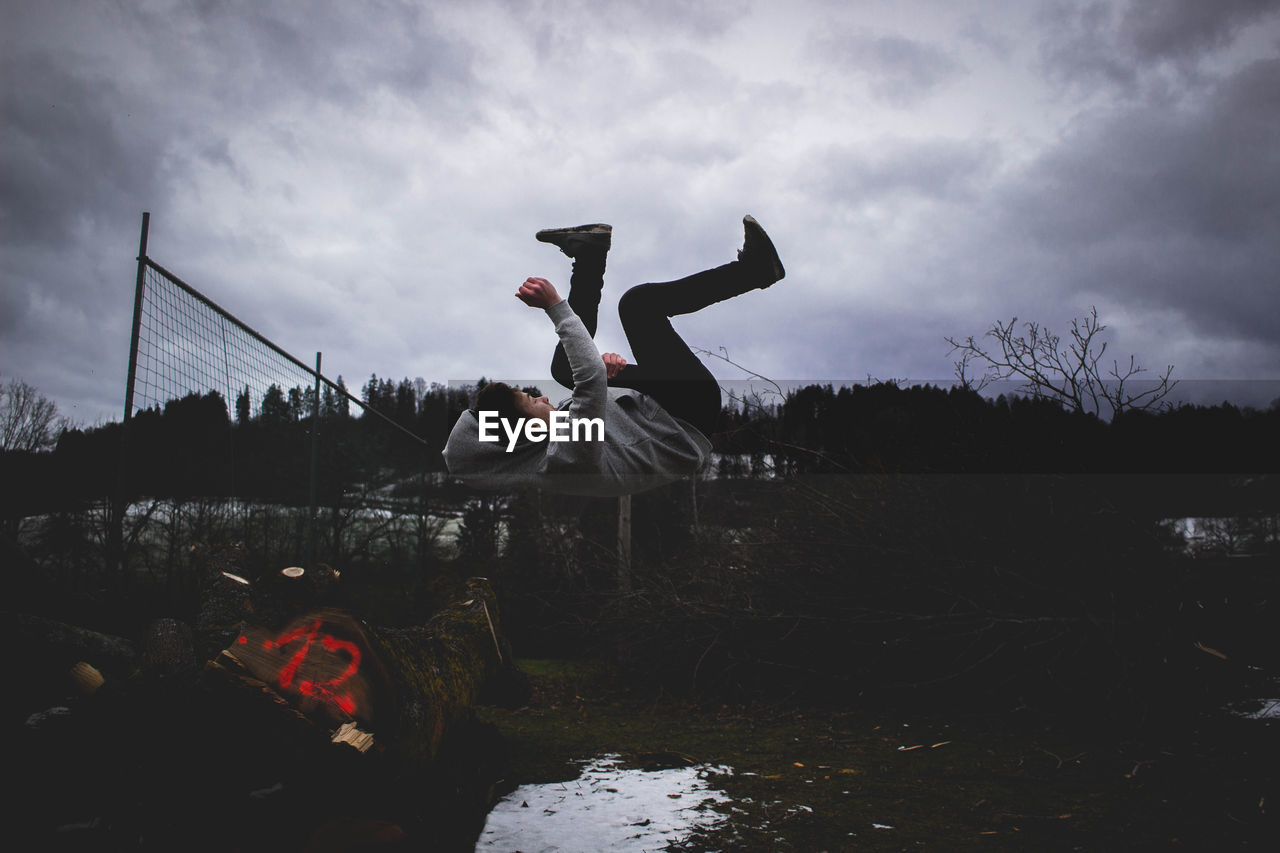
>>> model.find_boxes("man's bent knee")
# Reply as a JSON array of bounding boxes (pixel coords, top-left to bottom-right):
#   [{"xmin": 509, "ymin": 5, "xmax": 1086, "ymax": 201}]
[{"xmin": 618, "ymin": 282, "xmax": 663, "ymax": 318}]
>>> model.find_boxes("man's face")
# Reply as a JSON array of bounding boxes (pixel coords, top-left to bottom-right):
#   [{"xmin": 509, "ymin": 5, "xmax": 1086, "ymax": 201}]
[{"xmin": 514, "ymin": 390, "xmax": 555, "ymax": 424}]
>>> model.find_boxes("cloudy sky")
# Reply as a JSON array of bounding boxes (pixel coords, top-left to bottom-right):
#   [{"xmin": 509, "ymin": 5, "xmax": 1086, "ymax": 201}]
[{"xmin": 3, "ymin": 0, "xmax": 1279, "ymax": 428}]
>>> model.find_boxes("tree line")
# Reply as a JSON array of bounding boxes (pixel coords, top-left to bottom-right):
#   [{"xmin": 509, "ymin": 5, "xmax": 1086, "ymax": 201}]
[
  {"xmin": 1, "ymin": 375, "xmax": 466, "ymax": 520},
  {"xmin": 718, "ymin": 381, "xmax": 1280, "ymax": 475},
  {"xmin": 4, "ymin": 370, "xmax": 1279, "ymax": 522}
]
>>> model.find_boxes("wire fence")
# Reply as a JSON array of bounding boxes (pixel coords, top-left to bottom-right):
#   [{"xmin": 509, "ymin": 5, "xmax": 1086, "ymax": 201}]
[
  {"xmin": 112, "ymin": 213, "xmax": 438, "ymax": 579},
  {"xmin": 123, "ymin": 215, "xmax": 428, "ymax": 441},
  {"xmin": 127, "ymin": 261, "xmax": 321, "ymax": 423}
]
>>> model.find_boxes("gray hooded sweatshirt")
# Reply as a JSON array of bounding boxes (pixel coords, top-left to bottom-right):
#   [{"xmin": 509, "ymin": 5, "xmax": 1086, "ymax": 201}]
[{"xmin": 442, "ymin": 299, "xmax": 712, "ymax": 496}]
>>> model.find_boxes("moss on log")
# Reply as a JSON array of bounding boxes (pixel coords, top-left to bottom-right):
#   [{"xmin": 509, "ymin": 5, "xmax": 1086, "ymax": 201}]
[{"xmin": 365, "ymin": 577, "xmax": 518, "ymax": 764}]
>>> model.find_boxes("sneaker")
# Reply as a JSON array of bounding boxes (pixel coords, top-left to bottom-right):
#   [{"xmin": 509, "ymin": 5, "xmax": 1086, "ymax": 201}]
[
  {"xmin": 738, "ymin": 215, "xmax": 785, "ymax": 287},
  {"xmin": 535, "ymin": 223, "xmax": 612, "ymax": 258}
]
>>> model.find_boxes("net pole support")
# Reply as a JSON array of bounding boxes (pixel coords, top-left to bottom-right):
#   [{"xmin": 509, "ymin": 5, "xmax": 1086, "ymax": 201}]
[
  {"xmin": 308, "ymin": 351, "xmax": 321, "ymax": 567},
  {"xmin": 111, "ymin": 211, "xmax": 150, "ymax": 589},
  {"xmin": 122, "ymin": 211, "xmax": 150, "ymax": 423}
]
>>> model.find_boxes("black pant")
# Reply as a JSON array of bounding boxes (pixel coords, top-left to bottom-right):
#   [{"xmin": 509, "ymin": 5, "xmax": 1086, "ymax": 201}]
[{"xmin": 550, "ymin": 252, "xmax": 759, "ymax": 436}]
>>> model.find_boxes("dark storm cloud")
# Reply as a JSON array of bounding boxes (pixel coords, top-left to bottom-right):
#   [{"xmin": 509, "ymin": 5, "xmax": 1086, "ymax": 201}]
[
  {"xmin": 810, "ymin": 28, "xmax": 966, "ymax": 107},
  {"xmin": 958, "ymin": 17, "xmax": 1015, "ymax": 61},
  {"xmin": 1120, "ymin": 0, "xmax": 1280, "ymax": 64},
  {"xmin": 1011, "ymin": 61, "xmax": 1280, "ymax": 244},
  {"xmin": 0, "ymin": 0, "xmax": 478, "ymax": 260},
  {"xmin": 0, "ymin": 0, "xmax": 485, "ymax": 425},
  {"xmin": 805, "ymin": 137, "xmax": 998, "ymax": 208},
  {"xmin": 1000, "ymin": 57, "xmax": 1280, "ymax": 350},
  {"xmin": 5, "ymin": 0, "xmax": 1280, "ymax": 425},
  {"xmin": 0, "ymin": 33, "xmax": 170, "ymax": 424},
  {"xmin": 1040, "ymin": 0, "xmax": 1280, "ymax": 92},
  {"xmin": 513, "ymin": 0, "xmax": 738, "ymax": 55},
  {"xmin": 1038, "ymin": 2, "xmax": 1141, "ymax": 91},
  {"xmin": 0, "ymin": 52, "xmax": 164, "ymax": 248},
  {"xmin": 0, "ymin": 274, "xmax": 20, "ymax": 330},
  {"xmin": 131, "ymin": 0, "xmax": 475, "ymax": 109}
]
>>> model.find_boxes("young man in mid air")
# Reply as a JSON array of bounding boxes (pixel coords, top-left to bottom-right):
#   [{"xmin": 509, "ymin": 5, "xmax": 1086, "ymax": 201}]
[{"xmin": 443, "ymin": 215, "xmax": 784, "ymax": 496}]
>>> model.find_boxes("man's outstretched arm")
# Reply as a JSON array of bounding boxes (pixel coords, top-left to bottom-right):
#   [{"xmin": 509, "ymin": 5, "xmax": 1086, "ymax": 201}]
[
  {"xmin": 517, "ymin": 278, "xmax": 627, "ymax": 378},
  {"xmin": 517, "ymin": 276, "xmax": 605, "ymax": 425},
  {"xmin": 515, "ymin": 276, "xmax": 610, "ymax": 473}
]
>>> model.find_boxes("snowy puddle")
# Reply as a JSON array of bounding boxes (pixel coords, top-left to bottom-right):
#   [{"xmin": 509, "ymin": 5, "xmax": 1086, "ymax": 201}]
[
  {"xmin": 1228, "ymin": 676, "xmax": 1280, "ymax": 720},
  {"xmin": 476, "ymin": 754, "xmax": 731, "ymax": 851},
  {"xmin": 1238, "ymin": 698, "xmax": 1280, "ymax": 720}
]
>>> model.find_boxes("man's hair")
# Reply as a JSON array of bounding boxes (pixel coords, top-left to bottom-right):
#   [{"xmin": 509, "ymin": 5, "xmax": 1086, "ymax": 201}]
[{"xmin": 474, "ymin": 381, "xmax": 522, "ymax": 422}]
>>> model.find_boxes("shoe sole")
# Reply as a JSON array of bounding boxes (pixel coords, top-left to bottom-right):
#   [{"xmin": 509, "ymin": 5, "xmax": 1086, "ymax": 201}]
[
  {"xmin": 536, "ymin": 224, "xmax": 612, "ymax": 242},
  {"xmin": 743, "ymin": 215, "xmax": 785, "ymax": 284}
]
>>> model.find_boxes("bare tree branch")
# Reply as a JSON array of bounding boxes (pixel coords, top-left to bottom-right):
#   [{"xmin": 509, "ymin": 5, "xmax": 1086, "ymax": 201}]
[
  {"xmin": 692, "ymin": 345, "xmax": 786, "ymax": 405},
  {"xmin": 1, "ymin": 378, "xmax": 65, "ymax": 452},
  {"xmin": 945, "ymin": 307, "xmax": 1178, "ymax": 417}
]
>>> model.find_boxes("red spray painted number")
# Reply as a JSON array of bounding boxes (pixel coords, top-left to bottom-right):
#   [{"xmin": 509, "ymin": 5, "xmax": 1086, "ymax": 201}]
[{"xmin": 264, "ymin": 619, "xmax": 361, "ymax": 715}]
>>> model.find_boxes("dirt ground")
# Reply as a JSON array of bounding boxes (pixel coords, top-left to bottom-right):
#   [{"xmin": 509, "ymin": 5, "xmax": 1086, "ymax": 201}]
[
  {"xmin": 477, "ymin": 659, "xmax": 1279, "ymax": 851},
  {"xmin": 10, "ymin": 654, "xmax": 1278, "ymax": 851}
]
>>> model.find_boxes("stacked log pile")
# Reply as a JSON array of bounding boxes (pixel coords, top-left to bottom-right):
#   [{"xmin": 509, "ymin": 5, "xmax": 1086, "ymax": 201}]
[{"xmin": 7, "ymin": 549, "xmax": 527, "ymax": 850}]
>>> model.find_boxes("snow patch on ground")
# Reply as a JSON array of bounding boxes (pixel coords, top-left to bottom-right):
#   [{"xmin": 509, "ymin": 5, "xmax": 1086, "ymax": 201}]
[{"xmin": 476, "ymin": 754, "xmax": 731, "ymax": 852}]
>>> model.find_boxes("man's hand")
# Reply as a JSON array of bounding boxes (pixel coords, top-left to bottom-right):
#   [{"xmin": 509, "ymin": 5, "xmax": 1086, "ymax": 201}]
[
  {"xmin": 516, "ymin": 277, "xmax": 563, "ymax": 310},
  {"xmin": 602, "ymin": 352, "xmax": 627, "ymax": 379}
]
